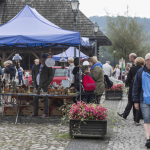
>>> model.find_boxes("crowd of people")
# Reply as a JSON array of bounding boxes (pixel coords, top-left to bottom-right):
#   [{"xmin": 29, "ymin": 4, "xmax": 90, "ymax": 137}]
[
  {"xmin": 1, "ymin": 52, "xmax": 150, "ymax": 148},
  {"xmin": 115, "ymin": 53, "xmax": 150, "ymax": 148},
  {"xmin": 67, "ymin": 52, "xmax": 150, "ymax": 148},
  {"xmin": 0, "ymin": 60, "xmax": 23, "ymax": 84}
]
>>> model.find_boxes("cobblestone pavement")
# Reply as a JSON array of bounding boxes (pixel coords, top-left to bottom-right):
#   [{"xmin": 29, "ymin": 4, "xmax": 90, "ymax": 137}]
[
  {"xmin": 0, "ymin": 107, "xmax": 71, "ymax": 150},
  {"xmin": 106, "ymin": 97, "xmax": 147, "ymax": 150},
  {"xmin": 0, "ymin": 95, "xmax": 148, "ymax": 150}
]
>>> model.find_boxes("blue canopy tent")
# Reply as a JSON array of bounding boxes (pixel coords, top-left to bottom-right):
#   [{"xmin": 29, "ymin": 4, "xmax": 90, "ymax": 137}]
[
  {"xmin": 0, "ymin": 4, "xmax": 89, "ymax": 108},
  {"xmin": 53, "ymin": 47, "xmax": 88, "ymax": 61},
  {"xmin": 0, "ymin": 5, "xmax": 83, "ymax": 47}
]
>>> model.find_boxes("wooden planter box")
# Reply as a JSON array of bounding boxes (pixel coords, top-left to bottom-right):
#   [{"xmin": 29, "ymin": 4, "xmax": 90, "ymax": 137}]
[
  {"xmin": 69, "ymin": 119, "xmax": 107, "ymax": 138},
  {"xmin": 105, "ymin": 91, "xmax": 123, "ymax": 100}
]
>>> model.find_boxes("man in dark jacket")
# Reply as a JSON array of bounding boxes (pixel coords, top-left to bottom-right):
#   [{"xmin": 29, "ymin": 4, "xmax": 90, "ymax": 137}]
[
  {"xmin": 118, "ymin": 57, "xmax": 144, "ymax": 124},
  {"xmin": 129, "ymin": 53, "xmax": 137, "ymax": 67},
  {"xmin": 32, "ymin": 54, "xmax": 53, "ymax": 118},
  {"xmin": 4, "ymin": 60, "xmax": 16, "ymax": 80},
  {"xmin": 133, "ymin": 53, "xmax": 150, "ymax": 148}
]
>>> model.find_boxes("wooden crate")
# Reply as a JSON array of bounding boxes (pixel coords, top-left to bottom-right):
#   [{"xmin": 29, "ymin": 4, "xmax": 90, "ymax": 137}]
[
  {"xmin": 38, "ymin": 107, "xmax": 49, "ymax": 116},
  {"xmin": 49, "ymin": 106, "xmax": 63, "ymax": 116},
  {"xmin": 3, "ymin": 106, "xmax": 18, "ymax": 116},
  {"xmin": 20, "ymin": 105, "xmax": 34, "ymax": 116},
  {"xmin": 39, "ymin": 98, "xmax": 50, "ymax": 107}
]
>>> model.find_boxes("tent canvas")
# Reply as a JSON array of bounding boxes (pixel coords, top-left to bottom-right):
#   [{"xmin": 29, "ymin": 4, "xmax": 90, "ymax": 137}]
[
  {"xmin": 53, "ymin": 47, "xmax": 88, "ymax": 61},
  {"xmin": 0, "ymin": 5, "xmax": 82, "ymax": 47}
]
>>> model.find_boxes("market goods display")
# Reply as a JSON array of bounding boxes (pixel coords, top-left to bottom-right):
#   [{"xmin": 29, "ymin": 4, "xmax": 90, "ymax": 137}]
[{"xmin": 0, "ymin": 74, "xmax": 75, "ymax": 116}]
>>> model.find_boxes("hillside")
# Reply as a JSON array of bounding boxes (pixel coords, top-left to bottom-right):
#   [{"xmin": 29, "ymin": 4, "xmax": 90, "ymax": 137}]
[{"xmin": 89, "ymin": 16, "xmax": 150, "ymax": 35}]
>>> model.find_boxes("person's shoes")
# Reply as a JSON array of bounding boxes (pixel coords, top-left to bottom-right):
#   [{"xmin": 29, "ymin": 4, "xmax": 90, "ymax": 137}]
[
  {"xmin": 117, "ymin": 112, "xmax": 126, "ymax": 119},
  {"xmin": 145, "ymin": 139, "xmax": 150, "ymax": 148},
  {"xmin": 135, "ymin": 122, "xmax": 141, "ymax": 126},
  {"xmin": 29, "ymin": 113, "xmax": 37, "ymax": 117},
  {"xmin": 41, "ymin": 114, "xmax": 49, "ymax": 118}
]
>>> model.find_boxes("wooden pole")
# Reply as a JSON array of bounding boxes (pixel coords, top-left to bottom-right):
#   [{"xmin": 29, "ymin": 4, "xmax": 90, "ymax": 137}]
[{"xmin": 29, "ymin": 52, "xmax": 30, "ymax": 70}]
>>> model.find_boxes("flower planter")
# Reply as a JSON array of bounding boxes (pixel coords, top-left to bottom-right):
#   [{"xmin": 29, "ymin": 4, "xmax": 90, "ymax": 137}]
[
  {"xmin": 69, "ymin": 119, "xmax": 107, "ymax": 138},
  {"xmin": 105, "ymin": 91, "xmax": 123, "ymax": 100}
]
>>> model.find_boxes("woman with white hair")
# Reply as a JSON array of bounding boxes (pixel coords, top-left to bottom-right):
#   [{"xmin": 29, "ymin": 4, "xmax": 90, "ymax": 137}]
[{"xmin": 4, "ymin": 60, "xmax": 16, "ymax": 80}]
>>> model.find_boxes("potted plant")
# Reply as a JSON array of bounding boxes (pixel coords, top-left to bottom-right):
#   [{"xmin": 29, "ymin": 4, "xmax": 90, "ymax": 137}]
[
  {"xmin": 69, "ymin": 101, "xmax": 108, "ymax": 138},
  {"xmin": 105, "ymin": 84, "xmax": 123, "ymax": 100}
]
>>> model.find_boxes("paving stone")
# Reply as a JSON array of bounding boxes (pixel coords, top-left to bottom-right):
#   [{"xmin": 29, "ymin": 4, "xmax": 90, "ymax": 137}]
[{"xmin": 0, "ymin": 108, "xmax": 71, "ymax": 150}]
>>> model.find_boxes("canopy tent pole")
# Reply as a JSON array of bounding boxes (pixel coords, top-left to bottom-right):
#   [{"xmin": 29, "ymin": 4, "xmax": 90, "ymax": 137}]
[{"xmin": 79, "ymin": 44, "xmax": 81, "ymax": 101}]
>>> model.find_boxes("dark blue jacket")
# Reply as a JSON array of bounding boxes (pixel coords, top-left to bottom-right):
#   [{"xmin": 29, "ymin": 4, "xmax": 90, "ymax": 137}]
[{"xmin": 132, "ymin": 65, "xmax": 150, "ymax": 103}]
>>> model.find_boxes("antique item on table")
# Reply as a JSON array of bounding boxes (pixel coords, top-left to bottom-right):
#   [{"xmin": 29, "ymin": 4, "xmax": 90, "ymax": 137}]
[
  {"xmin": 62, "ymin": 80, "xmax": 70, "ymax": 88},
  {"xmin": 21, "ymin": 84, "xmax": 27, "ymax": 89},
  {"xmin": 30, "ymin": 86, "xmax": 34, "ymax": 92},
  {"xmin": 37, "ymin": 88, "xmax": 41, "ymax": 95},
  {"xmin": 51, "ymin": 89, "xmax": 55, "ymax": 95},
  {"xmin": 33, "ymin": 88, "xmax": 37, "ymax": 94},
  {"xmin": 27, "ymin": 85, "xmax": 30, "ymax": 94},
  {"xmin": 45, "ymin": 48, "xmax": 55, "ymax": 67},
  {"xmin": 2, "ymin": 79, "xmax": 6, "ymax": 90},
  {"xmin": 5, "ymin": 85, "xmax": 9, "ymax": 93},
  {"xmin": 55, "ymin": 91, "xmax": 58, "ymax": 95},
  {"xmin": 24, "ymin": 72, "xmax": 30, "ymax": 86}
]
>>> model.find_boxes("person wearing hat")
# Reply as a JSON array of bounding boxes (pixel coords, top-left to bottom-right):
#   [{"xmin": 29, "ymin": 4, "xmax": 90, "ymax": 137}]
[{"xmin": 32, "ymin": 54, "xmax": 54, "ymax": 118}]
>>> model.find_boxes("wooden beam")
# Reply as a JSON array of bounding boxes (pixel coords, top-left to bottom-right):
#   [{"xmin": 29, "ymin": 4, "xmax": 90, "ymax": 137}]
[
  {"xmin": 2, "ymin": 52, "xmax": 6, "ymax": 62},
  {"xmin": 0, "ymin": 57, "xmax": 3, "ymax": 61},
  {"xmin": 5, "ymin": 52, "xmax": 16, "ymax": 61},
  {"xmin": 31, "ymin": 51, "xmax": 40, "ymax": 59}
]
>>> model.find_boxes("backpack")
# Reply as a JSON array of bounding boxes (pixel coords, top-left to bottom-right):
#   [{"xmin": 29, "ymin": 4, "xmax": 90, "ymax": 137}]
[
  {"xmin": 104, "ymin": 75, "xmax": 113, "ymax": 89},
  {"xmin": 83, "ymin": 74, "xmax": 96, "ymax": 91}
]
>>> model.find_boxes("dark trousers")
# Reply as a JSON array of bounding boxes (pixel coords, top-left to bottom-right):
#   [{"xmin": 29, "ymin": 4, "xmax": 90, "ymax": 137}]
[
  {"xmin": 133, "ymin": 103, "xmax": 142, "ymax": 123},
  {"xmin": 73, "ymin": 94, "xmax": 95, "ymax": 104},
  {"xmin": 82, "ymin": 95, "xmax": 95, "ymax": 103},
  {"xmin": 19, "ymin": 79, "xmax": 23, "ymax": 85},
  {"xmin": 123, "ymin": 91, "xmax": 142, "ymax": 123},
  {"xmin": 33, "ymin": 86, "xmax": 48, "ymax": 116}
]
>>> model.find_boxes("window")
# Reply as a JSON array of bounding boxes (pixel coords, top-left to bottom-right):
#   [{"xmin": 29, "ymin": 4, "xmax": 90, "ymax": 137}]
[{"xmin": 54, "ymin": 69, "xmax": 67, "ymax": 77}]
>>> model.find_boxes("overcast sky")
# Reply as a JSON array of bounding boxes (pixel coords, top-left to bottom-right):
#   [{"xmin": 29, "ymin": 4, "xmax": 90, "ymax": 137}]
[{"xmin": 79, "ymin": 0, "xmax": 150, "ymax": 18}]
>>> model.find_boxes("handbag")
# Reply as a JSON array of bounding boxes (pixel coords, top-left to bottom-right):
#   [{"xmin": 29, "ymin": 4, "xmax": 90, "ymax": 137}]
[{"xmin": 104, "ymin": 75, "xmax": 113, "ymax": 89}]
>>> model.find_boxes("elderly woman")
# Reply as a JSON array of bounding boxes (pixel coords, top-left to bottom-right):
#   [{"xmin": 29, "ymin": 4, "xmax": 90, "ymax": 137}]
[
  {"xmin": 88, "ymin": 57, "xmax": 105, "ymax": 104},
  {"xmin": 118, "ymin": 57, "xmax": 145, "ymax": 125},
  {"xmin": 3, "ymin": 60, "xmax": 16, "ymax": 80}
]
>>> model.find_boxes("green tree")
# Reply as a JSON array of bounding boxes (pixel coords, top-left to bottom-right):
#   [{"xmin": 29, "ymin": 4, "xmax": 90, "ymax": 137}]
[{"xmin": 106, "ymin": 10, "xmax": 149, "ymax": 61}]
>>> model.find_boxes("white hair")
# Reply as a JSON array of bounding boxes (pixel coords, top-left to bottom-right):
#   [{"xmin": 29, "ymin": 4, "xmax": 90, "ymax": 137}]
[
  {"xmin": 145, "ymin": 53, "xmax": 150, "ymax": 60},
  {"xmin": 106, "ymin": 61, "xmax": 110, "ymax": 64},
  {"xmin": 34, "ymin": 59, "xmax": 39, "ymax": 62},
  {"xmin": 92, "ymin": 56, "xmax": 98, "ymax": 61},
  {"xmin": 68, "ymin": 57, "xmax": 74, "ymax": 63},
  {"xmin": 5, "ymin": 60, "xmax": 12, "ymax": 65}
]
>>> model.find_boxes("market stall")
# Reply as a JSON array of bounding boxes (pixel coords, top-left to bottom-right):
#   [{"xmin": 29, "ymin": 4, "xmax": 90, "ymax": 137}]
[
  {"xmin": 0, "ymin": 5, "xmax": 85, "ymax": 124},
  {"xmin": 53, "ymin": 47, "xmax": 88, "ymax": 61}
]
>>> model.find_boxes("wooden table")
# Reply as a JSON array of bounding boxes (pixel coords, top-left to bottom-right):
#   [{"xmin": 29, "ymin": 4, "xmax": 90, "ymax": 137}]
[{"xmin": 0, "ymin": 93, "xmax": 77, "ymax": 124}]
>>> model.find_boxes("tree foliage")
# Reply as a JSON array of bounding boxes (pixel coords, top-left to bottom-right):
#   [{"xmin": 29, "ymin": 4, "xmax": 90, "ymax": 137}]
[{"xmin": 106, "ymin": 10, "xmax": 149, "ymax": 61}]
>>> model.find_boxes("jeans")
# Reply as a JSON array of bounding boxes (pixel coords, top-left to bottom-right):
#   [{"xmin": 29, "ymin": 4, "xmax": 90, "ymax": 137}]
[
  {"xmin": 19, "ymin": 79, "xmax": 23, "ymax": 85},
  {"xmin": 140, "ymin": 102, "xmax": 150, "ymax": 123},
  {"xmin": 33, "ymin": 86, "xmax": 48, "ymax": 116}
]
